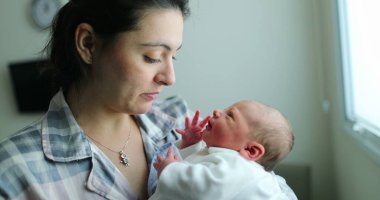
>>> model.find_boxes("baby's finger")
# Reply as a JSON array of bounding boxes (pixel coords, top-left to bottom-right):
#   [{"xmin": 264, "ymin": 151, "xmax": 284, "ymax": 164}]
[
  {"xmin": 199, "ymin": 115, "xmax": 211, "ymax": 128},
  {"xmin": 175, "ymin": 128, "xmax": 186, "ymax": 135},
  {"xmin": 153, "ymin": 162, "xmax": 159, "ymax": 170},
  {"xmin": 166, "ymin": 146, "xmax": 174, "ymax": 158},
  {"xmin": 191, "ymin": 110, "xmax": 200, "ymax": 126},
  {"xmin": 157, "ymin": 154, "xmax": 164, "ymax": 162},
  {"xmin": 185, "ymin": 116, "xmax": 190, "ymax": 128}
]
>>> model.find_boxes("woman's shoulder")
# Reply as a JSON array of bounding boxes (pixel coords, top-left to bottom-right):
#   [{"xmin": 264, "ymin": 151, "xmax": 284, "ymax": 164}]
[
  {"xmin": 0, "ymin": 123, "xmax": 43, "ymax": 177},
  {"xmin": 0, "ymin": 123, "xmax": 42, "ymax": 156}
]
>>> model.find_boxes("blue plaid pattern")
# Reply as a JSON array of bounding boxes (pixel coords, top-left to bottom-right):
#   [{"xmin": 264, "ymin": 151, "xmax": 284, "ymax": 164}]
[{"xmin": 0, "ymin": 91, "xmax": 191, "ymax": 200}]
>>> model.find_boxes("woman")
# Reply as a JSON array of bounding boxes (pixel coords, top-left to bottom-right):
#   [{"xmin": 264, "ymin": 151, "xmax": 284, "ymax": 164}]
[{"xmin": 0, "ymin": 0, "xmax": 190, "ymax": 199}]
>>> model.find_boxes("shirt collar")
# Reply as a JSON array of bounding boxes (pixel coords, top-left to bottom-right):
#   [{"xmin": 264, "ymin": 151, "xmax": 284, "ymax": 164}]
[
  {"xmin": 41, "ymin": 91, "xmax": 92, "ymax": 162},
  {"xmin": 41, "ymin": 90, "xmax": 177, "ymax": 163},
  {"xmin": 136, "ymin": 107, "xmax": 176, "ymax": 143}
]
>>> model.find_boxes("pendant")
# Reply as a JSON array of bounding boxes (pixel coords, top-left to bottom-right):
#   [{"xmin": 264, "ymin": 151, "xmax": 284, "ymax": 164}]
[{"xmin": 119, "ymin": 150, "xmax": 130, "ymax": 167}]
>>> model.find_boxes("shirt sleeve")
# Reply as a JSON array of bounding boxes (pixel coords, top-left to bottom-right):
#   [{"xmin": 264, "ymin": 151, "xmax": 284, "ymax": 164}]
[
  {"xmin": 152, "ymin": 149, "xmax": 292, "ymax": 200},
  {"xmin": 152, "ymin": 151, "xmax": 251, "ymax": 199},
  {"xmin": 178, "ymin": 141, "xmax": 206, "ymax": 159}
]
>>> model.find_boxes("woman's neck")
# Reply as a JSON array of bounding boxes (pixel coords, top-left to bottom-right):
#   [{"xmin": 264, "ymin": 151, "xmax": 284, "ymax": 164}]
[{"xmin": 65, "ymin": 85, "xmax": 133, "ymax": 137}]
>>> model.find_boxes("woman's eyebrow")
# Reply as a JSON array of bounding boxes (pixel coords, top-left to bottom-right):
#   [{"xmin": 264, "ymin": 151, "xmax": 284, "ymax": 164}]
[{"xmin": 140, "ymin": 43, "xmax": 182, "ymax": 51}]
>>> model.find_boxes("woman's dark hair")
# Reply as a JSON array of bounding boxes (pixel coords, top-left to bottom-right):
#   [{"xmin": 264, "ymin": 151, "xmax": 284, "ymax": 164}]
[{"xmin": 44, "ymin": 0, "xmax": 190, "ymax": 93}]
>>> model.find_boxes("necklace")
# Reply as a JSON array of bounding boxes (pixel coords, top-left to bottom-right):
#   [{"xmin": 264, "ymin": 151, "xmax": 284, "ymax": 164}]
[{"xmin": 87, "ymin": 117, "xmax": 132, "ymax": 167}]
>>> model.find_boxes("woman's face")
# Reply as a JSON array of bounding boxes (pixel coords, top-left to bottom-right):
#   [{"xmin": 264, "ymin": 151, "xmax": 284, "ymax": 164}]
[{"xmin": 90, "ymin": 8, "xmax": 184, "ymax": 114}]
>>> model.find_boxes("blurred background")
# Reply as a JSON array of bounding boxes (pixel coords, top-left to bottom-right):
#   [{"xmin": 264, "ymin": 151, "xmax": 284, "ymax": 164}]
[{"xmin": 1, "ymin": 0, "xmax": 379, "ymax": 199}]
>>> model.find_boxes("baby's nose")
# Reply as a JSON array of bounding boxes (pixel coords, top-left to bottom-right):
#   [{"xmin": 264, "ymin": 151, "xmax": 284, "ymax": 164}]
[{"xmin": 213, "ymin": 110, "xmax": 221, "ymax": 118}]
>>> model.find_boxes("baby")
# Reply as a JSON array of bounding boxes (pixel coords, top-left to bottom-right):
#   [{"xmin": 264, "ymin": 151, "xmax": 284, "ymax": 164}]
[{"xmin": 150, "ymin": 100, "xmax": 296, "ymax": 200}]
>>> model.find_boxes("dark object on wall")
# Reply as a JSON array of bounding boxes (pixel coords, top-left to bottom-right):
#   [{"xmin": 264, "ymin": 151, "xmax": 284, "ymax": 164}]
[{"xmin": 8, "ymin": 59, "xmax": 53, "ymax": 113}]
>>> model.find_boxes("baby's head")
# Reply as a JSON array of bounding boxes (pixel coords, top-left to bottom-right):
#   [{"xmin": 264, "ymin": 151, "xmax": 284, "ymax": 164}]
[{"xmin": 203, "ymin": 100, "xmax": 294, "ymax": 171}]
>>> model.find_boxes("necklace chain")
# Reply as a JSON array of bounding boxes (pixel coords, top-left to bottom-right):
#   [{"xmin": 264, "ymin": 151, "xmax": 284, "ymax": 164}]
[{"xmin": 87, "ymin": 117, "xmax": 132, "ymax": 167}]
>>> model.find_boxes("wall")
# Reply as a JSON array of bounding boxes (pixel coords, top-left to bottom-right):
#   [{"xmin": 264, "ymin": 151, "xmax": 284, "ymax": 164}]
[
  {"xmin": 0, "ymin": 0, "xmax": 338, "ymax": 199},
  {"xmin": 0, "ymin": 0, "xmax": 52, "ymax": 136},
  {"xmin": 161, "ymin": 0, "xmax": 335, "ymax": 199},
  {"xmin": 316, "ymin": 0, "xmax": 380, "ymax": 200}
]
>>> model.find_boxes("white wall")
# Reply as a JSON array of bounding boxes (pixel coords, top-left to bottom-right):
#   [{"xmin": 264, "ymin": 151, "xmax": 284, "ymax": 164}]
[
  {"xmin": 8, "ymin": 0, "xmax": 380, "ymax": 200},
  {"xmin": 317, "ymin": 0, "xmax": 380, "ymax": 200},
  {"xmin": 162, "ymin": 0, "xmax": 335, "ymax": 199},
  {"xmin": 0, "ymin": 0, "xmax": 50, "ymax": 136}
]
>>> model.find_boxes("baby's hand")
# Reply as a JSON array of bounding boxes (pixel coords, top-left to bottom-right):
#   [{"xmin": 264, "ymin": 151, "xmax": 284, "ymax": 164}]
[
  {"xmin": 176, "ymin": 110, "xmax": 211, "ymax": 149},
  {"xmin": 153, "ymin": 146, "xmax": 180, "ymax": 178}
]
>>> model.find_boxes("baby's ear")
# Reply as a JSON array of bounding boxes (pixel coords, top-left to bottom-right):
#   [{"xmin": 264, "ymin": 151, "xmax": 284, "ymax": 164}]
[{"xmin": 239, "ymin": 142, "xmax": 265, "ymax": 161}]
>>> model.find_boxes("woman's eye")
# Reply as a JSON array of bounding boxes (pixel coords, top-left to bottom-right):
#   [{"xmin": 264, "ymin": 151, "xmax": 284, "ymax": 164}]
[
  {"xmin": 144, "ymin": 56, "xmax": 161, "ymax": 64},
  {"xmin": 172, "ymin": 56, "xmax": 177, "ymax": 61}
]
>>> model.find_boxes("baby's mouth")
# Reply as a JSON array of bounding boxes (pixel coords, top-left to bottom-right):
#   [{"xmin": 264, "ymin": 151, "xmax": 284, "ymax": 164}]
[{"xmin": 205, "ymin": 121, "xmax": 212, "ymax": 131}]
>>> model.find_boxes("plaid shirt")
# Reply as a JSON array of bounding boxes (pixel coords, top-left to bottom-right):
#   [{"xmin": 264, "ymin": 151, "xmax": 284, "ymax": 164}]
[{"xmin": 0, "ymin": 91, "xmax": 191, "ymax": 200}]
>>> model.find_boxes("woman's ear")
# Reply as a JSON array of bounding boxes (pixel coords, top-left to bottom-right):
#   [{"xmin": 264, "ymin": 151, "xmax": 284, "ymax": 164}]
[
  {"xmin": 239, "ymin": 142, "xmax": 265, "ymax": 161},
  {"xmin": 75, "ymin": 23, "xmax": 96, "ymax": 64}
]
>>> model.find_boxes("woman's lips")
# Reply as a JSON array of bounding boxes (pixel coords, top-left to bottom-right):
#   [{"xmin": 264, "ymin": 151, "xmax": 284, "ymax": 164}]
[{"xmin": 142, "ymin": 92, "xmax": 159, "ymax": 101}]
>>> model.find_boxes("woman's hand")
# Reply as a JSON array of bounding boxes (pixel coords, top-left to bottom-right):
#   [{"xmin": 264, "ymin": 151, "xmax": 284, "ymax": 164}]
[
  {"xmin": 153, "ymin": 146, "xmax": 180, "ymax": 178},
  {"xmin": 176, "ymin": 110, "xmax": 210, "ymax": 149}
]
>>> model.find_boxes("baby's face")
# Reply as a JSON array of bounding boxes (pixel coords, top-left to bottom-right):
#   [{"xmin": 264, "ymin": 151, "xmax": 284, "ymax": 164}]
[{"xmin": 202, "ymin": 101, "xmax": 257, "ymax": 150}]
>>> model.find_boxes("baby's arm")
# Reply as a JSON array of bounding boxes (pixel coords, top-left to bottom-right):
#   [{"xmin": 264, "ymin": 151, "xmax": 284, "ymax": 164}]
[
  {"xmin": 153, "ymin": 146, "xmax": 180, "ymax": 178},
  {"xmin": 176, "ymin": 110, "xmax": 210, "ymax": 149},
  {"xmin": 152, "ymin": 151, "xmax": 247, "ymax": 199}
]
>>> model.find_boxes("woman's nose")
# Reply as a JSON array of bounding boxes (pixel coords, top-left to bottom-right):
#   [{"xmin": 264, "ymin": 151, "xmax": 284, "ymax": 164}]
[{"xmin": 155, "ymin": 61, "xmax": 175, "ymax": 86}]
